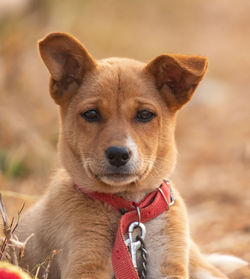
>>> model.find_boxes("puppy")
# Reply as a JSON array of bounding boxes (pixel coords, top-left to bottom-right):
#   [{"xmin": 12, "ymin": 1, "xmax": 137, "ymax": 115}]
[{"xmin": 18, "ymin": 33, "xmax": 246, "ymax": 279}]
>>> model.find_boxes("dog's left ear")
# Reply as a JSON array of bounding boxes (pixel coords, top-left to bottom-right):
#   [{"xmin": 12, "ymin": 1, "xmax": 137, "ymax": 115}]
[{"xmin": 145, "ymin": 54, "xmax": 208, "ymax": 111}]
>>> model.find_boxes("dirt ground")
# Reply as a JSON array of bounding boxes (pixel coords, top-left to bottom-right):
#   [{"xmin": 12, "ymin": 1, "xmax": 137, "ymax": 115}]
[{"xmin": 0, "ymin": 1, "xmax": 249, "ymax": 278}]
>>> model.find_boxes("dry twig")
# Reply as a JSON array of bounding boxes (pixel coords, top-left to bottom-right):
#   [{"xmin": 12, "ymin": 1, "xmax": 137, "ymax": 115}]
[
  {"xmin": 0, "ymin": 193, "xmax": 32, "ymax": 265},
  {"xmin": 0, "ymin": 193, "xmax": 61, "ymax": 278},
  {"xmin": 33, "ymin": 249, "xmax": 62, "ymax": 279},
  {"xmin": 42, "ymin": 250, "xmax": 61, "ymax": 279}
]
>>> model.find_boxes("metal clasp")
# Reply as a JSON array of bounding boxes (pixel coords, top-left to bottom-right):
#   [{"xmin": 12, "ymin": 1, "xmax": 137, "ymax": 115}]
[
  {"xmin": 159, "ymin": 181, "xmax": 175, "ymax": 209},
  {"xmin": 125, "ymin": 222, "xmax": 146, "ymax": 271}
]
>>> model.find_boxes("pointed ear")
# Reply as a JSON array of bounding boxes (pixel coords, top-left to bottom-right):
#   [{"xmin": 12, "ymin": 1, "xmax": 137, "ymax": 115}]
[
  {"xmin": 145, "ymin": 54, "xmax": 208, "ymax": 111},
  {"xmin": 39, "ymin": 32, "xmax": 96, "ymax": 105}
]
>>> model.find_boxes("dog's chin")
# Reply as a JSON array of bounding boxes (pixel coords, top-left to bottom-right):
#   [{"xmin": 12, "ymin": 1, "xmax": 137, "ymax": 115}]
[{"xmin": 98, "ymin": 174, "xmax": 138, "ymax": 187}]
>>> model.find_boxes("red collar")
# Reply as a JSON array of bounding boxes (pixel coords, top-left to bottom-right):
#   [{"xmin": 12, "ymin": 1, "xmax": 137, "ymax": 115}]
[{"xmin": 75, "ymin": 180, "xmax": 174, "ymax": 279}]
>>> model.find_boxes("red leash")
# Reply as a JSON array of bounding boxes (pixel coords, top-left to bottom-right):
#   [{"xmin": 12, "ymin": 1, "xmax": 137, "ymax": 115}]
[{"xmin": 75, "ymin": 180, "xmax": 174, "ymax": 279}]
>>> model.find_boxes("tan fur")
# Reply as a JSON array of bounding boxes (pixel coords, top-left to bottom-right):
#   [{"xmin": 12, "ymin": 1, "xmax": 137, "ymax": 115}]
[{"xmin": 18, "ymin": 32, "xmax": 230, "ymax": 279}]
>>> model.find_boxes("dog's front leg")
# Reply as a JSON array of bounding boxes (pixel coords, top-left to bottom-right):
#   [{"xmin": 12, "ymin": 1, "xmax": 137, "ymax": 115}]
[
  {"xmin": 62, "ymin": 264, "xmax": 112, "ymax": 279},
  {"xmin": 60, "ymin": 248, "xmax": 113, "ymax": 279},
  {"xmin": 57, "ymin": 200, "xmax": 117, "ymax": 279},
  {"xmin": 162, "ymin": 197, "xmax": 189, "ymax": 279},
  {"xmin": 146, "ymin": 189, "xmax": 189, "ymax": 279}
]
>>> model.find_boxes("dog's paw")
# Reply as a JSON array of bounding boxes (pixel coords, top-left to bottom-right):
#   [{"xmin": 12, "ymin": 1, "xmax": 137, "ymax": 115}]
[
  {"xmin": 206, "ymin": 253, "xmax": 248, "ymax": 274},
  {"xmin": 165, "ymin": 276, "xmax": 188, "ymax": 279}
]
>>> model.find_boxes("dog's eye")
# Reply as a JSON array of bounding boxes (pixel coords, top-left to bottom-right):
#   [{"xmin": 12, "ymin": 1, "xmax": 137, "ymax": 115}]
[
  {"xmin": 80, "ymin": 109, "xmax": 100, "ymax": 122},
  {"xmin": 136, "ymin": 110, "xmax": 156, "ymax": 122}
]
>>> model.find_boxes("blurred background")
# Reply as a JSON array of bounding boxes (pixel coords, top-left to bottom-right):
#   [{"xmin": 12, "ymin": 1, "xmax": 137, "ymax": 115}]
[{"xmin": 0, "ymin": 0, "xmax": 249, "ymax": 277}]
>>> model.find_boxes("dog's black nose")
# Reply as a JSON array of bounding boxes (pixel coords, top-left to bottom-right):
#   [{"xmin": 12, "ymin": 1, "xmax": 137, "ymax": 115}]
[{"xmin": 105, "ymin": 146, "xmax": 131, "ymax": 168}]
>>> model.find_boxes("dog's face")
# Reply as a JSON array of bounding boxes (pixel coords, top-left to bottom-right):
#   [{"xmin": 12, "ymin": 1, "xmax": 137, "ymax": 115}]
[
  {"xmin": 39, "ymin": 33, "xmax": 207, "ymax": 193},
  {"xmin": 61, "ymin": 58, "xmax": 177, "ymax": 191}
]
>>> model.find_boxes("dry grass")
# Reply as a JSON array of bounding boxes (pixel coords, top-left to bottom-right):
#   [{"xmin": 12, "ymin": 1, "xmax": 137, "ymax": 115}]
[
  {"xmin": 0, "ymin": 193, "xmax": 61, "ymax": 278},
  {"xmin": 0, "ymin": 0, "xmax": 249, "ymax": 278}
]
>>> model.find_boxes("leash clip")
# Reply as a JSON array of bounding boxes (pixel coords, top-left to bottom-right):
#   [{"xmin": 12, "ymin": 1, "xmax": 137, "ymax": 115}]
[{"xmin": 125, "ymin": 222, "xmax": 146, "ymax": 271}]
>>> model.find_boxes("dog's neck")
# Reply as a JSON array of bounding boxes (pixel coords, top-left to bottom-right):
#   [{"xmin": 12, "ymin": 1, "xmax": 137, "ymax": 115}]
[
  {"xmin": 117, "ymin": 178, "xmax": 169, "ymax": 202},
  {"xmin": 75, "ymin": 174, "xmax": 167, "ymax": 199},
  {"xmin": 70, "ymin": 169, "xmax": 168, "ymax": 203},
  {"xmin": 117, "ymin": 190, "xmax": 153, "ymax": 203}
]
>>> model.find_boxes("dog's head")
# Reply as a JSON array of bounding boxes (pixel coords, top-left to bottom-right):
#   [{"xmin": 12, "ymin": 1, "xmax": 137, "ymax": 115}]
[{"xmin": 39, "ymin": 32, "xmax": 207, "ymax": 193}]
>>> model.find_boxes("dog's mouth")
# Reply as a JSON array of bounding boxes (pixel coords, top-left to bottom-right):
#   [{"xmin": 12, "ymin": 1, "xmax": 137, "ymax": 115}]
[
  {"xmin": 86, "ymin": 164, "xmax": 140, "ymax": 186},
  {"xmin": 101, "ymin": 171, "xmax": 138, "ymax": 182},
  {"xmin": 98, "ymin": 173, "xmax": 139, "ymax": 186}
]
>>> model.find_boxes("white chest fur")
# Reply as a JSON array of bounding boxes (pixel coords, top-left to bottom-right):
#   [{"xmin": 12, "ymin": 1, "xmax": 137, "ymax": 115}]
[{"xmin": 127, "ymin": 213, "xmax": 168, "ymax": 279}]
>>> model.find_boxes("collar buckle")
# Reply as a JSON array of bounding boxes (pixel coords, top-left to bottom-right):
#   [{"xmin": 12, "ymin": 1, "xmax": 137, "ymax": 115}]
[{"xmin": 158, "ymin": 182, "xmax": 174, "ymax": 210}]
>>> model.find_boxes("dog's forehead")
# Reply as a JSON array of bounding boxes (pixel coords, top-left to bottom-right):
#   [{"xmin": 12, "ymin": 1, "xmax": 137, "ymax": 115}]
[
  {"xmin": 96, "ymin": 57, "xmax": 146, "ymax": 93},
  {"xmin": 99, "ymin": 57, "xmax": 145, "ymax": 68},
  {"xmin": 78, "ymin": 57, "xmax": 159, "ymax": 102}
]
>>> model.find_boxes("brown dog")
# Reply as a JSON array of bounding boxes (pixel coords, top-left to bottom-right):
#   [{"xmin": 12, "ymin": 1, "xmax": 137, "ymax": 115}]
[{"xmin": 18, "ymin": 33, "xmax": 246, "ymax": 279}]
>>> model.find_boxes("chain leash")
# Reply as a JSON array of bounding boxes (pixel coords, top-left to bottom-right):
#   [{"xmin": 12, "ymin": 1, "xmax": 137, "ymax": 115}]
[{"xmin": 136, "ymin": 235, "xmax": 148, "ymax": 279}]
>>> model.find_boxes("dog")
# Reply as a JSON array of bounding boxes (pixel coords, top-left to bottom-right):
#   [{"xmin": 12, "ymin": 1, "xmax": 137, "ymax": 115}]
[{"xmin": 18, "ymin": 32, "xmax": 247, "ymax": 279}]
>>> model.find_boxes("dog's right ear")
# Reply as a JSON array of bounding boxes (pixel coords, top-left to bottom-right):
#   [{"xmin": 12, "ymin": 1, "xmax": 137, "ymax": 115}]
[{"xmin": 39, "ymin": 32, "xmax": 96, "ymax": 105}]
